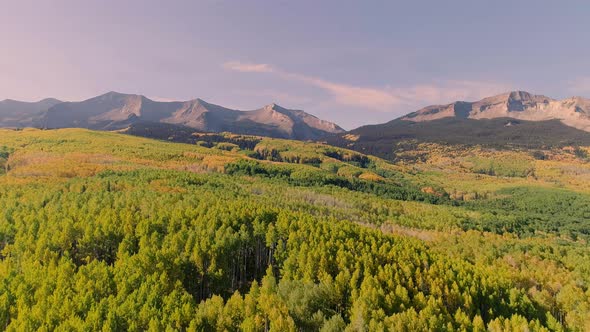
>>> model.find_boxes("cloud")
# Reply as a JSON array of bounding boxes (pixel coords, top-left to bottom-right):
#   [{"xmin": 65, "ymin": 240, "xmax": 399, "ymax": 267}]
[
  {"xmin": 223, "ymin": 61, "xmax": 274, "ymax": 73},
  {"xmin": 224, "ymin": 61, "xmax": 402, "ymax": 110},
  {"xmin": 281, "ymin": 72, "xmax": 404, "ymax": 110},
  {"xmin": 148, "ymin": 96, "xmax": 181, "ymax": 102},
  {"xmin": 223, "ymin": 61, "xmax": 510, "ymax": 113}
]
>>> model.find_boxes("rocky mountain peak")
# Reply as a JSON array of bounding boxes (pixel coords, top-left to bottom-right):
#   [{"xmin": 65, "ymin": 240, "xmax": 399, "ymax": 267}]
[{"xmin": 401, "ymin": 91, "xmax": 590, "ymax": 131}]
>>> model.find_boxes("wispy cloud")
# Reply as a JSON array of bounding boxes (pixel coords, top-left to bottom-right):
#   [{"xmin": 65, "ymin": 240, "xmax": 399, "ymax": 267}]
[
  {"xmin": 223, "ymin": 61, "xmax": 510, "ymax": 112},
  {"xmin": 223, "ymin": 61, "xmax": 274, "ymax": 73},
  {"xmin": 282, "ymin": 72, "xmax": 403, "ymax": 110},
  {"xmin": 148, "ymin": 96, "xmax": 181, "ymax": 102}
]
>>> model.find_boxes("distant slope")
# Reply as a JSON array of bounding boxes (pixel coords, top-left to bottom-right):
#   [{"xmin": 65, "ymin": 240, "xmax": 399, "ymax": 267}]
[
  {"xmin": 329, "ymin": 117, "xmax": 590, "ymax": 159},
  {"xmin": 120, "ymin": 121, "xmax": 203, "ymax": 143},
  {"xmin": 0, "ymin": 98, "xmax": 62, "ymax": 127},
  {"xmin": 328, "ymin": 91, "xmax": 590, "ymax": 159},
  {"xmin": 38, "ymin": 92, "xmax": 343, "ymax": 140}
]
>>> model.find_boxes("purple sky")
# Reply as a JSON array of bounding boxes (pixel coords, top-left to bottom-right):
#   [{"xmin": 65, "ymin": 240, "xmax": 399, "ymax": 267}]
[{"xmin": 2, "ymin": 0, "xmax": 590, "ymax": 129}]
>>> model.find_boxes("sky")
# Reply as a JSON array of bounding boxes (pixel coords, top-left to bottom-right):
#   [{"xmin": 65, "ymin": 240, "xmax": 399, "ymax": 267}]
[{"xmin": 1, "ymin": 0, "xmax": 590, "ymax": 129}]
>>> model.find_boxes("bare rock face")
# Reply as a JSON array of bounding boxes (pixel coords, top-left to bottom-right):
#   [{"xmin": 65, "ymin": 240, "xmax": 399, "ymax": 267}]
[
  {"xmin": 1, "ymin": 92, "xmax": 344, "ymax": 140},
  {"xmin": 402, "ymin": 91, "xmax": 590, "ymax": 132}
]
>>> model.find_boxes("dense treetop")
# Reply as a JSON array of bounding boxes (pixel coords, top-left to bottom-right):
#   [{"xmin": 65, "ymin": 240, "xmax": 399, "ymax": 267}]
[{"xmin": 0, "ymin": 128, "xmax": 588, "ymax": 331}]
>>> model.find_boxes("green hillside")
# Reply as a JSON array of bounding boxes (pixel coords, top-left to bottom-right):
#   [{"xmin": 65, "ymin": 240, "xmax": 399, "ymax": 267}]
[{"xmin": 0, "ymin": 128, "xmax": 588, "ymax": 331}]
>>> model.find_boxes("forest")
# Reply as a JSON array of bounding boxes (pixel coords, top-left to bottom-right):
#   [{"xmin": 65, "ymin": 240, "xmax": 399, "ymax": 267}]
[{"xmin": 0, "ymin": 128, "xmax": 588, "ymax": 331}]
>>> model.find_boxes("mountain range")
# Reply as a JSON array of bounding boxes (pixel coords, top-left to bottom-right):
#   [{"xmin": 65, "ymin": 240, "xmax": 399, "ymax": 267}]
[
  {"xmin": 0, "ymin": 92, "xmax": 344, "ymax": 140},
  {"xmin": 3, "ymin": 90, "xmax": 590, "ymax": 150}
]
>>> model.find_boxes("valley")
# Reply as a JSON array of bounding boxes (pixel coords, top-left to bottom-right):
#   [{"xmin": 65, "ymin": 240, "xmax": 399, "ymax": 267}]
[{"xmin": 4, "ymin": 2, "xmax": 589, "ymax": 331}]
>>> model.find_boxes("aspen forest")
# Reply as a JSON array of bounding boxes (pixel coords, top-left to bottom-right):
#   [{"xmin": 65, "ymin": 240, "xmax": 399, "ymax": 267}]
[{"xmin": 0, "ymin": 129, "xmax": 587, "ymax": 331}]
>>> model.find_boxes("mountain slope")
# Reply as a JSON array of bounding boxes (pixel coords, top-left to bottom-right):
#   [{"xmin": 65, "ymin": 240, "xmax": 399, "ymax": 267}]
[
  {"xmin": 328, "ymin": 91, "xmax": 590, "ymax": 159},
  {"xmin": 403, "ymin": 91, "xmax": 590, "ymax": 131},
  {"xmin": 39, "ymin": 92, "xmax": 344, "ymax": 140},
  {"xmin": 0, "ymin": 98, "xmax": 62, "ymax": 127},
  {"xmin": 41, "ymin": 92, "xmax": 182, "ymax": 130}
]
